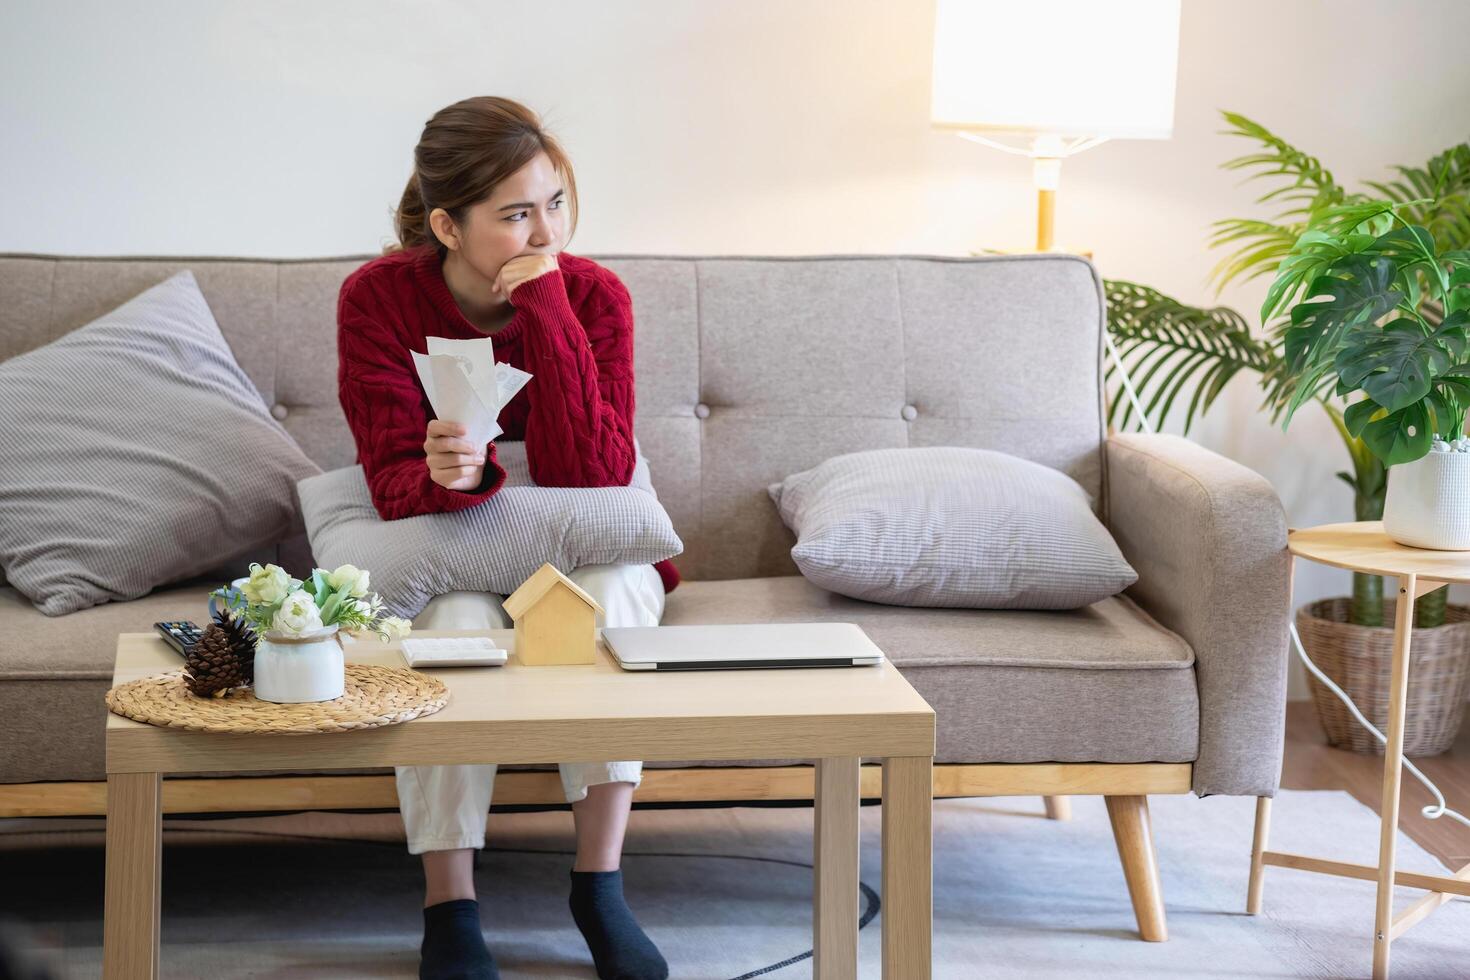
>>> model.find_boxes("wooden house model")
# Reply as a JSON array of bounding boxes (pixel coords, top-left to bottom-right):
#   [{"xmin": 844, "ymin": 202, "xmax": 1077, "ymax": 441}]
[{"xmin": 501, "ymin": 563, "xmax": 605, "ymax": 666}]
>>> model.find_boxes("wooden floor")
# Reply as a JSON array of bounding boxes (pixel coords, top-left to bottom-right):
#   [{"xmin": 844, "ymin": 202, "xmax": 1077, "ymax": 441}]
[{"xmin": 1282, "ymin": 701, "xmax": 1470, "ymax": 868}]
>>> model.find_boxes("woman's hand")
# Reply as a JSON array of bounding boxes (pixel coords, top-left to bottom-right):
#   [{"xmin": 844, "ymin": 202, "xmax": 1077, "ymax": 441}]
[
  {"xmin": 423, "ymin": 419, "xmax": 486, "ymax": 491},
  {"xmin": 496, "ymin": 253, "xmax": 559, "ymax": 300}
]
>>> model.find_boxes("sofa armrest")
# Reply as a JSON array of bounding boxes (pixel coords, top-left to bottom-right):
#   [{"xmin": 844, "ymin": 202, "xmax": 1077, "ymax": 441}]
[{"xmin": 1105, "ymin": 432, "xmax": 1291, "ymax": 798}]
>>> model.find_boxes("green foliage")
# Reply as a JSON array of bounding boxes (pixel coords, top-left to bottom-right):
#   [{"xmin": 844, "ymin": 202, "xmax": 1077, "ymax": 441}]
[
  {"xmin": 1364, "ymin": 143, "xmax": 1470, "ymax": 248},
  {"xmin": 1207, "ymin": 111, "xmax": 1354, "ymax": 293},
  {"xmin": 1269, "ymin": 208, "xmax": 1470, "ymax": 464},
  {"xmin": 1103, "ymin": 115, "xmax": 1470, "ymax": 624},
  {"xmin": 1259, "ymin": 228, "xmax": 1381, "ymax": 324},
  {"xmin": 1336, "ymin": 314, "xmax": 1467, "ymax": 413},
  {"xmin": 1106, "ymin": 111, "xmax": 1470, "ymax": 461},
  {"xmin": 206, "ymin": 563, "xmax": 404, "ymax": 641},
  {"xmin": 1276, "ymin": 252, "xmax": 1402, "ymax": 424},
  {"xmin": 1103, "ymin": 280, "xmax": 1274, "ymax": 434}
]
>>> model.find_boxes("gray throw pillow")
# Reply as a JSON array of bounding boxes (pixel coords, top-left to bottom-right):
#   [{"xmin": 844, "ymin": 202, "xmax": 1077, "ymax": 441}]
[
  {"xmin": 768, "ymin": 447, "xmax": 1137, "ymax": 610},
  {"xmin": 297, "ymin": 437, "xmax": 683, "ymax": 620},
  {"xmin": 0, "ymin": 270, "xmax": 323, "ymax": 616}
]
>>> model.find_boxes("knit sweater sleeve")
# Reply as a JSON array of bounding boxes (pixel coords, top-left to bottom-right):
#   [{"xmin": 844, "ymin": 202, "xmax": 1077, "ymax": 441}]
[
  {"xmin": 336, "ymin": 279, "xmax": 508, "ymax": 520},
  {"xmin": 507, "ymin": 267, "xmax": 637, "ymax": 487}
]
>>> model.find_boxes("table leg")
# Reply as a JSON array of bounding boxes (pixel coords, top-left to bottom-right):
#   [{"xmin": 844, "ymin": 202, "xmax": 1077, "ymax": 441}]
[
  {"xmin": 103, "ymin": 771, "xmax": 162, "ymax": 980},
  {"xmin": 814, "ymin": 757, "xmax": 860, "ymax": 979},
  {"xmin": 1373, "ymin": 573, "xmax": 1416, "ymax": 980},
  {"xmin": 882, "ymin": 755, "xmax": 932, "ymax": 979}
]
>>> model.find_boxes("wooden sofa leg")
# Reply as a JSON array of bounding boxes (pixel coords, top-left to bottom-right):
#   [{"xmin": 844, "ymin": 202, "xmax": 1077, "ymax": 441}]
[
  {"xmin": 1247, "ymin": 795, "xmax": 1271, "ymax": 914},
  {"xmin": 1042, "ymin": 795, "xmax": 1071, "ymax": 820},
  {"xmin": 1104, "ymin": 794, "xmax": 1167, "ymax": 942}
]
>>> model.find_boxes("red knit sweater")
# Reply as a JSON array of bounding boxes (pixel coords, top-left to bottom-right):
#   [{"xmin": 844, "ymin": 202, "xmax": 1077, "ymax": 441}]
[{"xmin": 335, "ymin": 244, "xmax": 680, "ymax": 594}]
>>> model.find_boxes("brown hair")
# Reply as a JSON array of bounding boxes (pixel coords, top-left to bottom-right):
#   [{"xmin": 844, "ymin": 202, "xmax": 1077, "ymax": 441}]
[{"xmin": 384, "ymin": 96, "xmax": 580, "ymax": 257}]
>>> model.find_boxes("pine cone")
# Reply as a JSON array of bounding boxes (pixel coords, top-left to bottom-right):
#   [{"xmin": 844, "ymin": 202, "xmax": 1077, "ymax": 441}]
[
  {"xmin": 182, "ymin": 606, "xmax": 257, "ymax": 698},
  {"xmin": 211, "ymin": 603, "xmax": 257, "ymax": 681}
]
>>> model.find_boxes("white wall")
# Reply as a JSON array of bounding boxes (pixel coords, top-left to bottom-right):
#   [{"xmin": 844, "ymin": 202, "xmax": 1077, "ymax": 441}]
[{"xmin": 5, "ymin": 0, "xmax": 1470, "ymax": 698}]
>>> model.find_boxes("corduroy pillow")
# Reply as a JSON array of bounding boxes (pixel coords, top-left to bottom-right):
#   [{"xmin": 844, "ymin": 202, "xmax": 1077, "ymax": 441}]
[
  {"xmin": 768, "ymin": 446, "xmax": 1137, "ymax": 610},
  {"xmin": 0, "ymin": 270, "xmax": 322, "ymax": 616},
  {"xmin": 296, "ymin": 438, "xmax": 683, "ymax": 620}
]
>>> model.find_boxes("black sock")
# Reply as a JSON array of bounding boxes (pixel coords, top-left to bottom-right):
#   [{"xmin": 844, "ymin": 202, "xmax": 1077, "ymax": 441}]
[
  {"xmin": 420, "ymin": 898, "xmax": 499, "ymax": 980},
  {"xmin": 568, "ymin": 869, "xmax": 668, "ymax": 980}
]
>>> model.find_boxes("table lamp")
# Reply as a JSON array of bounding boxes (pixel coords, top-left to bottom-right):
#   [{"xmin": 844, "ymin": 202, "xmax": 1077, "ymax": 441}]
[{"xmin": 930, "ymin": 0, "xmax": 1181, "ymax": 253}]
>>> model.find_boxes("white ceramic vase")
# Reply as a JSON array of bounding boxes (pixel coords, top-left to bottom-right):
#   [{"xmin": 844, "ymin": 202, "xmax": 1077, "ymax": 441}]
[
  {"xmin": 1382, "ymin": 450, "xmax": 1470, "ymax": 550},
  {"xmin": 252, "ymin": 624, "xmax": 345, "ymax": 703}
]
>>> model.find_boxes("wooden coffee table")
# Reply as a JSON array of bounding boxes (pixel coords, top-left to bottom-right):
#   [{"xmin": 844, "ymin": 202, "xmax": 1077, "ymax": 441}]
[{"xmin": 103, "ymin": 626, "xmax": 936, "ymax": 979}]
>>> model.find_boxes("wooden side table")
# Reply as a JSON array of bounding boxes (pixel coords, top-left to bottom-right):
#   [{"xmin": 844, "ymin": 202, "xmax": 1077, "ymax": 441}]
[
  {"xmin": 101, "ymin": 626, "xmax": 936, "ymax": 979},
  {"xmin": 1248, "ymin": 520, "xmax": 1470, "ymax": 979}
]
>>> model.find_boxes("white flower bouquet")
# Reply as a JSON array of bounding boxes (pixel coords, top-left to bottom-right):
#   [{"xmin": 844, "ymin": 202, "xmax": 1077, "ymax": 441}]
[{"xmin": 209, "ymin": 562, "xmax": 412, "ymax": 643}]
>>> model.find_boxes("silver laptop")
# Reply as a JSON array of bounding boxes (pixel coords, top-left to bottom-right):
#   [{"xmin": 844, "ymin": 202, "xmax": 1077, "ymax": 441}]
[{"xmin": 601, "ymin": 622, "xmax": 885, "ymax": 671}]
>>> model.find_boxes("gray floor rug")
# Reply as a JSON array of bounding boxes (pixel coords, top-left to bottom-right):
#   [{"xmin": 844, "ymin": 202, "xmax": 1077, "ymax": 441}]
[{"xmin": 2, "ymin": 789, "xmax": 1466, "ymax": 978}]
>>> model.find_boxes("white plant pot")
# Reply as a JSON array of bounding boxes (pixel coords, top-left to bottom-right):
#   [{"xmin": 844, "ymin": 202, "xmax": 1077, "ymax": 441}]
[
  {"xmin": 1383, "ymin": 450, "xmax": 1470, "ymax": 550},
  {"xmin": 253, "ymin": 624, "xmax": 345, "ymax": 703}
]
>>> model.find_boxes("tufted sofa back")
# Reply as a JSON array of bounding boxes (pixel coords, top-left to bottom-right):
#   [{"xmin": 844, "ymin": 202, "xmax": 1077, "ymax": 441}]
[{"xmin": 0, "ymin": 252, "xmax": 1108, "ymax": 581}]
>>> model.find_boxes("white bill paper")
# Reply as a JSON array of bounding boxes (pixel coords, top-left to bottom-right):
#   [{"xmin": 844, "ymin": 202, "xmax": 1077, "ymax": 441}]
[{"xmin": 411, "ymin": 336, "xmax": 534, "ymax": 449}]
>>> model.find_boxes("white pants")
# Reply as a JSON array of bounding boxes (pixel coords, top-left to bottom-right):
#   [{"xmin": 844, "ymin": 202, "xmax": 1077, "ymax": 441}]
[{"xmin": 395, "ymin": 563, "xmax": 666, "ymax": 855}]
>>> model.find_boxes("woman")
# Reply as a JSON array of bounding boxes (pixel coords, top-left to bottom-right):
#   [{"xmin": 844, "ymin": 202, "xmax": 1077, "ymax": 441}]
[{"xmin": 336, "ymin": 96, "xmax": 676, "ymax": 980}]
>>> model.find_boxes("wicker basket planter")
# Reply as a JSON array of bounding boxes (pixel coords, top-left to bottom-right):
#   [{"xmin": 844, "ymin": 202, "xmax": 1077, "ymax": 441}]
[{"xmin": 1296, "ymin": 597, "xmax": 1470, "ymax": 757}]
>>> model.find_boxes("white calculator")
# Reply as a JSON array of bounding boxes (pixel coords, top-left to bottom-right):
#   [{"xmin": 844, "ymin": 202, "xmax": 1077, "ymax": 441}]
[{"xmin": 401, "ymin": 636, "xmax": 509, "ymax": 668}]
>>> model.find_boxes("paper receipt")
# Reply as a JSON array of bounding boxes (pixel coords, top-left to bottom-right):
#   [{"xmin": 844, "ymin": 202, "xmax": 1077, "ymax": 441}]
[{"xmin": 411, "ymin": 336, "xmax": 532, "ymax": 448}]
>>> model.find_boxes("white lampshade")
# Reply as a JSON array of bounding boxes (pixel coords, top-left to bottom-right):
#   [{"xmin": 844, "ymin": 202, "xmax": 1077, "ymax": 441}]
[{"xmin": 931, "ymin": 0, "xmax": 1181, "ymax": 139}]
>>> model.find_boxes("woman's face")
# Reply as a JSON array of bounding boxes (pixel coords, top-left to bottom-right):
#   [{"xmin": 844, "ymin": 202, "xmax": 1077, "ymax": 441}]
[{"xmin": 441, "ymin": 150, "xmax": 569, "ymax": 293}]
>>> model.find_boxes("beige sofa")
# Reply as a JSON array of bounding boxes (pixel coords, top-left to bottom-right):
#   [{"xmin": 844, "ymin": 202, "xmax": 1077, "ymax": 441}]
[{"xmin": 0, "ymin": 250, "xmax": 1290, "ymax": 940}]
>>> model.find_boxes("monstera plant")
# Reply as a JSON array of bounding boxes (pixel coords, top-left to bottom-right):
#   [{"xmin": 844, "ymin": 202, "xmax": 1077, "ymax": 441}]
[
  {"xmin": 1270, "ymin": 209, "xmax": 1470, "ymax": 456},
  {"xmin": 1105, "ymin": 111, "xmax": 1470, "ymax": 627}
]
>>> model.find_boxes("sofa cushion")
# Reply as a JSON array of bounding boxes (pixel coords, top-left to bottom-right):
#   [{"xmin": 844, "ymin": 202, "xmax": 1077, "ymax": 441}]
[
  {"xmin": 0, "ymin": 269, "xmax": 321, "ymax": 617},
  {"xmin": 297, "ymin": 439, "xmax": 683, "ymax": 622},
  {"xmin": 0, "ymin": 577, "xmax": 214, "ymax": 782},
  {"xmin": 769, "ymin": 446, "xmax": 1137, "ymax": 609},
  {"xmin": 657, "ymin": 575, "xmax": 1197, "ymax": 766},
  {"xmin": 2, "ymin": 570, "xmax": 1197, "ymax": 784},
  {"xmin": 671, "ymin": 574, "xmax": 1193, "ymax": 672}
]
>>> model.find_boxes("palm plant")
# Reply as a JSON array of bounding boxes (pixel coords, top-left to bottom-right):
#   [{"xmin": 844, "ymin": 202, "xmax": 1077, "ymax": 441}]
[{"xmin": 1105, "ymin": 112, "xmax": 1470, "ymax": 627}]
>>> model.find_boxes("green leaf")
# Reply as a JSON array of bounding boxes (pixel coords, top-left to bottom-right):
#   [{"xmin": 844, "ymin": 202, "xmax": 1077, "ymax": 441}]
[
  {"xmin": 1448, "ymin": 266, "xmax": 1470, "ymax": 314},
  {"xmin": 1209, "ymin": 111, "xmax": 1351, "ymax": 294},
  {"xmin": 1103, "ymin": 279, "xmax": 1274, "ymax": 434},
  {"xmin": 1437, "ymin": 375, "xmax": 1470, "ymax": 396},
  {"xmin": 1313, "ymin": 200, "xmax": 1405, "ymax": 237},
  {"xmin": 308, "ymin": 568, "xmax": 328, "ymax": 599},
  {"xmin": 1261, "ymin": 229, "xmax": 1378, "ymax": 322},
  {"xmin": 1343, "ymin": 397, "xmax": 1383, "ymax": 438},
  {"xmin": 1363, "ymin": 143, "xmax": 1470, "ymax": 245},
  {"xmin": 1362, "ymin": 402, "xmax": 1433, "ymax": 465},
  {"xmin": 1426, "ymin": 388, "xmax": 1453, "ymax": 437},
  {"xmin": 318, "ymin": 587, "xmax": 355, "ymax": 625},
  {"xmin": 1374, "ymin": 225, "xmax": 1438, "ymax": 265},
  {"xmin": 1434, "ymin": 309, "xmax": 1470, "ymax": 359},
  {"xmin": 1333, "ymin": 316, "xmax": 1463, "ymax": 412},
  {"xmin": 1439, "ymin": 357, "xmax": 1470, "ymax": 380},
  {"xmin": 1283, "ymin": 254, "xmax": 1401, "ymax": 379}
]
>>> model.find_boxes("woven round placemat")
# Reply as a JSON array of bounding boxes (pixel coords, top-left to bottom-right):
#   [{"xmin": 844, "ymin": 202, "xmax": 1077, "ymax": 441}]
[{"xmin": 105, "ymin": 664, "xmax": 449, "ymax": 734}]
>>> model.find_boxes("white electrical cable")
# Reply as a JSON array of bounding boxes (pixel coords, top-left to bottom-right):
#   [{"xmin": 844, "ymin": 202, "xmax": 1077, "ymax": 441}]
[
  {"xmin": 1104, "ymin": 329, "xmax": 1152, "ymax": 434},
  {"xmin": 1105, "ymin": 330, "xmax": 1470, "ymax": 832},
  {"xmin": 1289, "ymin": 622, "xmax": 1470, "ymax": 828}
]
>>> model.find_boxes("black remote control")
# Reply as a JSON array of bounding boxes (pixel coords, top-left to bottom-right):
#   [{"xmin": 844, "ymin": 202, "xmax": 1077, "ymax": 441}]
[{"xmin": 154, "ymin": 620, "xmax": 204, "ymax": 658}]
